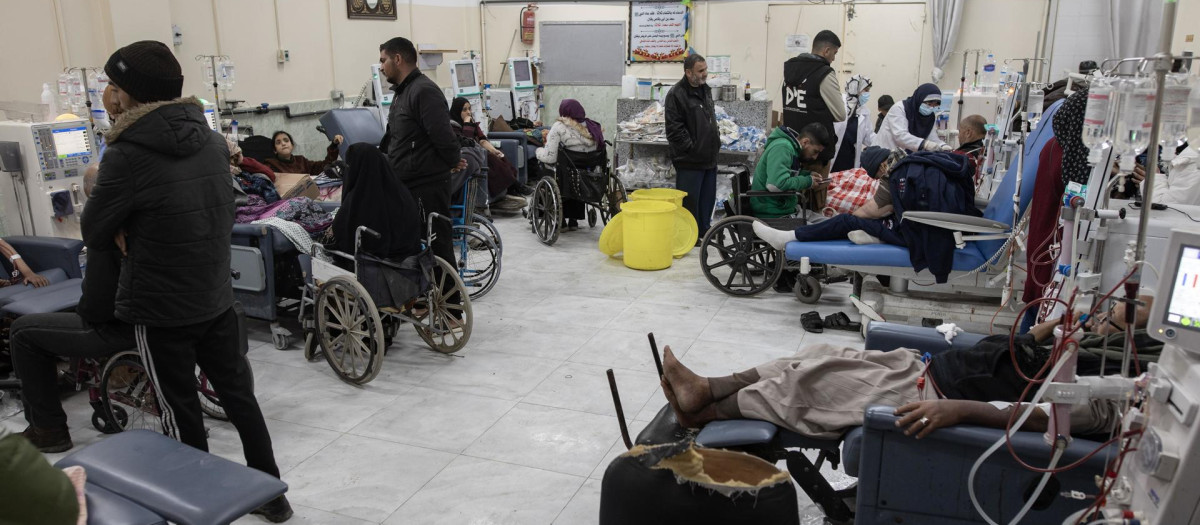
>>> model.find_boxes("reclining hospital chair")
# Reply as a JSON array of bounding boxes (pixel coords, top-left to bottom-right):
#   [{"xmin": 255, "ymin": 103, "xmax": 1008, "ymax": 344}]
[
  {"xmin": 0, "ymin": 236, "xmax": 85, "ymax": 318},
  {"xmin": 786, "ymin": 100, "xmax": 1064, "ymax": 331},
  {"xmin": 633, "ymin": 321, "xmax": 1113, "ymax": 524},
  {"xmin": 54, "ymin": 429, "xmax": 287, "ymax": 525}
]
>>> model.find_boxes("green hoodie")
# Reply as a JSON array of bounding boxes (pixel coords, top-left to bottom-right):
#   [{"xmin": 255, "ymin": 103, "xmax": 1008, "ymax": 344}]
[{"xmin": 750, "ymin": 127, "xmax": 813, "ymax": 218}]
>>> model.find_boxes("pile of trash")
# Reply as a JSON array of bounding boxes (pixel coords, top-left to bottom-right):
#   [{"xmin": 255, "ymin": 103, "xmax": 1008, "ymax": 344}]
[
  {"xmin": 618, "ymin": 156, "xmax": 676, "ymax": 188},
  {"xmin": 616, "ymin": 103, "xmax": 767, "ymax": 153}
]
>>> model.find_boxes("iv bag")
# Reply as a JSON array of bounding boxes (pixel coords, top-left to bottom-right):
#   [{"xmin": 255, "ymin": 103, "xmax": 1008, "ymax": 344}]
[
  {"xmin": 1113, "ymin": 76, "xmax": 1156, "ymax": 169},
  {"xmin": 1083, "ymin": 76, "xmax": 1117, "ymax": 162},
  {"xmin": 1026, "ymin": 89, "xmax": 1045, "ymax": 129},
  {"xmin": 217, "ymin": 60, "xmax": 236, "ymax": 91},
  {"xmin": 1160, "ymin": 73, "xmax": 1191, "ymax": 160}
]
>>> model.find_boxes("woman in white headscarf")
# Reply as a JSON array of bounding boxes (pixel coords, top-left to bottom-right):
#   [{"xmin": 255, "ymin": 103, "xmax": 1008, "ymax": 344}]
[{"xmin": 831, "ymin": 74, "xmax": 876, "ymax": 171}]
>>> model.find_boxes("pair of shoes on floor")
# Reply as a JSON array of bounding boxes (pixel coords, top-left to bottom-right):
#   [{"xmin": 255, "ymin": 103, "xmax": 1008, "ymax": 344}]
[
  {"xmin": 561, "ymin": 219, "xmax": 579, "ymax": 231},
  {"xmin": 251, "ymin": 494, "xmax": 294, "ymax": 523},
  {"xmin": 800, "ymin": 311, "xmax": 862, "ymax": 334},
  {"xmin": 21, "ymin": 424, "xmax": 73, "ymax": 453}
]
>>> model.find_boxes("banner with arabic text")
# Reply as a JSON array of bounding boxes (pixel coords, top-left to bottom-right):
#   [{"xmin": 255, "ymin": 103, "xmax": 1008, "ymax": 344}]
[{"xmin": 629, "ymin": 2, "xmax": 692, "ymax": 63}]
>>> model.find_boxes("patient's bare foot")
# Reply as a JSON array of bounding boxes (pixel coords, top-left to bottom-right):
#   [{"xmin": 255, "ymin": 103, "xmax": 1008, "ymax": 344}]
[
  {"xmin": 662, "ymin": 379, "xmax": 715, "ymax": 429},
  {"xmin": 662, "ymin": 346, "xmax": 712, "ymax": 414}
]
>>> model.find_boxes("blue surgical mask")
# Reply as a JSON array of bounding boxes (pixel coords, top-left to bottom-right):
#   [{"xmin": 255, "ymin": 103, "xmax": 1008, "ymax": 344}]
[
  {"xmin": 918, "ymin": 104, "xmax": 937, "ymax": 116},
  {"xmin": 859, "ymin": 92, "xmax": 870, "ymax": 106}
]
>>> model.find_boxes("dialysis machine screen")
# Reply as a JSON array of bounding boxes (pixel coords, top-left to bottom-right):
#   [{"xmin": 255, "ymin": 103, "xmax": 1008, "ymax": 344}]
[
  {"xmin": 1163, "ymin": 244, "xmax": 1200, "ymax": 331},
  {"xmin": 455, "ymin": 63, "xmax": 477, "ymax": 88},
  {"xmin": 51, "ymin": 127, "xmax": 90, "ymax": 158},
  {"xmin": 514, "ymin": 60, "xmax": 532, "ymax": 83}
]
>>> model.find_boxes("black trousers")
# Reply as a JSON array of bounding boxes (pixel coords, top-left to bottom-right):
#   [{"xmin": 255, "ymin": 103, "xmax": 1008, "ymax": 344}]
[
  {"xmin": 136, "ymin": 306, "xmax": 281, "ymax": 478},
  {"xmin": 408, "ymin": 180, "xmax": 463, "ymax": 309},
  {"xmin": 10, "ymin": 313, "xmax": 135, "ymax": 428}
]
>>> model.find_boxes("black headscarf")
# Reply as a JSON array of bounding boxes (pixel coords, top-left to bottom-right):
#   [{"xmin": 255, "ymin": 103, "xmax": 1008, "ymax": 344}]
[
  {"xmin": 449, "ymin": 97, "xmax": 469, "ymax": 125},
  {"xmin": 902, "ymin": 83, "xmax": 942, "ymax": 140},
  {"xmin": 1052, "ymin": 85, "xmax": 1091, "ymax": 185},
  {"xmin": 333, "ymin": 143, "xmax": 423, "ymax": 259}
]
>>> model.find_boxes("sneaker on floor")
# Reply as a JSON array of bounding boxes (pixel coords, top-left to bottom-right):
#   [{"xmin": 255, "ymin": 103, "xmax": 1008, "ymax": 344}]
[
  {"xmin": 567, "ymin": 218, "xmax": 580, "ymax": 231},
  {"xmin": 251, "ymin": 495, "xmax": 294, "ymax": 523},
  {"xmin": 503, "ymin": 194, "xmax": 528, "ymax": 206},
  {"xmin": 21, "ymin": 424, "xmax": 73, "ymax": 453},
  {"xmin": 492, "ymin": 198, "xmax": 525, "ymax": 211}
]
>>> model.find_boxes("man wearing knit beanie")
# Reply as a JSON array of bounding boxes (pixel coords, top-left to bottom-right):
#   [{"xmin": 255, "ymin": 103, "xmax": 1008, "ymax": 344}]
[{"xmin": 84, "ymin": 40, "xmax": 292, "ymax": 522}]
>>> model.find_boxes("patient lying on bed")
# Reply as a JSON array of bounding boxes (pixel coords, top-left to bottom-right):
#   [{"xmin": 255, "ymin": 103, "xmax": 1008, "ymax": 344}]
[{"xmin": 659, "ymin": 313, "xmax": 1156, "ymax": 440}]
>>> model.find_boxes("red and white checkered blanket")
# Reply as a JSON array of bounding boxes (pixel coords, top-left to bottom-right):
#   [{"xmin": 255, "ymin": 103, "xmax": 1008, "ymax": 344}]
[{"xmin": 823, "ymin": 167, "xmax": 879, "ymax": 216}]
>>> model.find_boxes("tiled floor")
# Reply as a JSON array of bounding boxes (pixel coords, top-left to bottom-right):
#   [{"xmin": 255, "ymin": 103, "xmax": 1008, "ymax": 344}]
[{"xmin": 1, "ymin": 213, "xmax": 864, "ymax": 524}]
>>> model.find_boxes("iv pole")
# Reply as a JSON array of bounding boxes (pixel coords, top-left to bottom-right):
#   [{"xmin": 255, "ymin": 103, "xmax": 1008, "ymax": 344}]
[{"xmin": 195, "ymin": 54, "xmax": 229, "ymax": 129}]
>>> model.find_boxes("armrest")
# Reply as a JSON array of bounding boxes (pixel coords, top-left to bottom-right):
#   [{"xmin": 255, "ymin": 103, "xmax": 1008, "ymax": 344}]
[
  {"xmin": 862, "ymin": 406, "xmax": 1112, "ymax": 464},
  {"xmin": 902, "ymin": 211, "xmax": 1009, "ymax": 234},
  {"xmin": 2, "ymin": 236, "xmax": 86, "ymax": 279},
  {"xmin": 232, "ymin": 223, "xmax": 271, "ymax": 241},
  {"xmin": 864, "ymin": 320, "xmax": 987, "ymax": 354}
]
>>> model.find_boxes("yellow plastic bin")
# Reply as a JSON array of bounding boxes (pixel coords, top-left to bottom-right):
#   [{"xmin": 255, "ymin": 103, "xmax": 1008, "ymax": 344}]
[
  {"xmin": 620, "ymin": 200, "xmax": 677, "ymax": 270},
  {"xmin": 630, "ymin": 188, "xmax": 687, "ymax": 208}
]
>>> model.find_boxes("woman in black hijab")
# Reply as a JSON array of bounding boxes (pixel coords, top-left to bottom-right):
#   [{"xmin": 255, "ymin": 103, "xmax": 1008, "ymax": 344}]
[{"xmin": 333, "ymin": 143, "xmax": 423, "ymax": 259}]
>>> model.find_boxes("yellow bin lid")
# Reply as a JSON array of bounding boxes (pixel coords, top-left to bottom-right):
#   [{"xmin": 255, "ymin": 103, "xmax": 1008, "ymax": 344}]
[
  {"xmin": 673, "ymin": 207, "xmax": 699, "ymax": 257},
  {"xmin": 599, "ymin": 213, "xmax": 625, "ymax": 256}
]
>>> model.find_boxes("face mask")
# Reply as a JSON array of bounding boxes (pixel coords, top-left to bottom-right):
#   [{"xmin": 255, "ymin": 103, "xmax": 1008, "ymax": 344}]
[
  {"xmin": 918, "ymin": 104, "xmax": 937, "ymax": 116},
  {"xmin": 858, "ymin": 92, "xmax": 870, "ymax": 106}
]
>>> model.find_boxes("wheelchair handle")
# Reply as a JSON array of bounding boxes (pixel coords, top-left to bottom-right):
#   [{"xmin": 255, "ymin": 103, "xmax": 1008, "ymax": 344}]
[{"xmin": 357, "ymin": 226, "xmax": 382, "ymax": 239}]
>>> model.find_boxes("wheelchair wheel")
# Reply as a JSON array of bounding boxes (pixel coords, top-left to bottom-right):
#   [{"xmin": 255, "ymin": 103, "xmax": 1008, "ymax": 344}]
[
  {"xmin": 303, "ymin": 330, "xmax": 321, "ymax": 361},
  {"xmin": 316, "ymin": 276, "xmax": 385, "ymax": 385},
  {"xmin": 530, "ymin": 177, "xmax": 562, "ymax": 245},
  {"xmin": 414, "ymin": 256, "xmax": 473, "ymax": 354},
  {"xmin": 600, "ymin": 174, "xmax": 628, "ymax": 225},
  {"xmin": 100, "ymin": 351, "xmax": 161, "ymax": 433},
  {"xmin": 471, "ymin": 213, "xmax": 503, "ymax": 258},
  {"xmin": 453, "ymin": 224, "xmax": 501, "ymax": 300},
  {"xmin": 588, "ymin": 207, "xmax": 599, "ymax": 228},
  {"xmin": 794, "ymin": 274, "xmax": 823, "ymax": 304},
  {"xmin": 699, "ymin": 216, "xmax": 783, "ymax": 296}
]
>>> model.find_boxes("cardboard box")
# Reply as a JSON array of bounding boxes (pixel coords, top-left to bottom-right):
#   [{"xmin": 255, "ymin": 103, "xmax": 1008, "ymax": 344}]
[{"xmin": 274, "ymin": 173, "xmax": 318, "ymax": 200}]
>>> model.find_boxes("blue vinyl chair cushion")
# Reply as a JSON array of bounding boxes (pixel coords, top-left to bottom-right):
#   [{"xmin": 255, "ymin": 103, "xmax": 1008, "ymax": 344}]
[
  {"xmin": 0, "ymin": 268, "xmax": 69, "ymax": 305},
  {"xmin": 83, "ymin": 483, "xmax": 168, "ymax": 525},
  {"xmin": 0, "ymin": 279, "xmax": 83, "ymax": 316},
  {"xmin": 55, "ymin": 430, "xmax": 287, "ymax": 525}
]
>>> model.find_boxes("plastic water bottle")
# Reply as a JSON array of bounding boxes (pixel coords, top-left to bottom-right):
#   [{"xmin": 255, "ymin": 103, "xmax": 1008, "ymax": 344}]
[
  {"xmin": 1159, "ymin": 73, "xmax": 1192, "ymax": 161},
  {"xmin": 1114, "ymin": 76, "xmax": 1156, "ymax": 171},
  {"xmin": 1083, "ymin": 76, "xmax": 1117, "ymax": 162},
  {"xmin": 41, "ymin": 83, "xmax": 55, "ymax": 122},
  {"xmin": 230, "ymin": 120, "xmax": 239, "ymax": 141},
  {"xmin": 981, "ymin": 54, "xmax": 997, "ymax": 93}
]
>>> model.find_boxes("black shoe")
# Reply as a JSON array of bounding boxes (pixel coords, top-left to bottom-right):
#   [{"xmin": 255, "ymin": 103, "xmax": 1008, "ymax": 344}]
[
  {"xmin": 251, "ymin": 495, "xmax": 294, "ymax": 523},
  {"xmin": 20, "ymin": 424, "xmax": 73, "ymax": 453},
  {"xmin": 567, "ymin": 219, "xmax": 579, "ymax": 231}
]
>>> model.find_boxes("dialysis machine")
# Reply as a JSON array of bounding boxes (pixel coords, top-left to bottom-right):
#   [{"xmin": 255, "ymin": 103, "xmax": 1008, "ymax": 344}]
[
  {"xmin": 1112, "ymin": 227, "xmax": 1200, "ymax": 524},
  {"xmin": 369, "ymin": 63, "xmax": 394, "ymax": 129},
  {"xmin": 0, "ymin": 119, "xmax": 96, "ymax": 239},
  {"xmin": 487, "ymin": 57, "xmax": 540, "ymax": 122},
  {"xmin": 203, "ymin": 102, "xmax": 219, "ymax": 132},
  {"xmin": 448, "ymin": 59, "xmax": 486, "ymax": 124}
]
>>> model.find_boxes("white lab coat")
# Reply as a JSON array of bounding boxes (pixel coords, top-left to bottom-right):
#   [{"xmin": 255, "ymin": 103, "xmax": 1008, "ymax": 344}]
[
  {"xmin": 832, "ymin": 103, "xmax": 875, "ymax": 168},
  {"xmin": 1144, "ymin": 148, "xmax": 1200, "ymax": 206},
  {"xmin": 873, "ymin": 103, "xmax": 943, "ymax": 152}
]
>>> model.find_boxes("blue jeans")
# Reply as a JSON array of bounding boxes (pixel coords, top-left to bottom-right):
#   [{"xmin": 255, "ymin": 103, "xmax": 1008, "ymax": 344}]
[
  {"xmin": 792, "ymin": 214, "xmax": 905, "ymax": 246},
  {"xmin": 675, "ymin": 167, "xmax": 717, "ymax": 234}
]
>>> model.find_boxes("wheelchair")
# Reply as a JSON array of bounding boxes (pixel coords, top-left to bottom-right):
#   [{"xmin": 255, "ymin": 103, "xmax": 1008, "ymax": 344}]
[
  {"xmin": 299, "ymin": 214, "xmax": 473, "ymax": 385},
  {"xmin": 699, "ymin": 166, "xmax": 848, "ymax": 302},
  {"xmin": 450, "ymin": 162, "xmax": 502, "ymax": 300},
  {"xmin": 524, "ymin": 147, "xmax": 627, "ymax": 246}
]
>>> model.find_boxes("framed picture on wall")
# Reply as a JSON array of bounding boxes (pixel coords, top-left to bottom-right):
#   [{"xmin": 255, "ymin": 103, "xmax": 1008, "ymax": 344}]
[{"xmin": 347, "ymin": 0, "xmax": 397, "ymax": 20}]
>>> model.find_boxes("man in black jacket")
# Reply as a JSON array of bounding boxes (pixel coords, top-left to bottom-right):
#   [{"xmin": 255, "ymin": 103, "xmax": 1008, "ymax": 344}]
[
  {"xmin": 665, "ymin": 54, "xmax": 721, "ymax": 237},
  {"xmin": 12, "ymin": 170, "xmax": 134, "ymax": 454},
  {"xmin": 83, "ymin": 41, "xmax": 291, "ymax": 522},
  {"xmin": 782, "ymin": 30, "xmax": 847, "ymax": 166},
  {"xmin": 379, "ymin": 36, "xmax": 464, "ymax": 313}
]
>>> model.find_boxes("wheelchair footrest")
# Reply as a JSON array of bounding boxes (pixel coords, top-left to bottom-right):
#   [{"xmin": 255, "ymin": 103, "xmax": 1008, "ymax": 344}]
[{"xmin": 695, "ymin": 420, "xmax": 778, "ymax": 448}]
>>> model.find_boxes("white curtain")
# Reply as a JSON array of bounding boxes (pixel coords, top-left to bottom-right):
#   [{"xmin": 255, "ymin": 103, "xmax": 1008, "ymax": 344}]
[
  {"xmin": 1107, "ymin": 0, "xmax": 1164, "ymax": 73},
  {"xmin": 927, "ymin": 0, "xmax": 963, "ymax": 82}
]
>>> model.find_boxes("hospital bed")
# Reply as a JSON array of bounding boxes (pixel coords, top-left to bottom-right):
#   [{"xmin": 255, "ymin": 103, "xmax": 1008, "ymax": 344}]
[
  {"xmin": 784, "ymin": 100, "xmax": 1065, "ymax": 331},
  {"xmin": 633, "ymin": 321, "xmax": 1112, "ymax": 524},
  {"xmin": 54, "ymin": 429, "xmax": 287, "ymax": 525}
]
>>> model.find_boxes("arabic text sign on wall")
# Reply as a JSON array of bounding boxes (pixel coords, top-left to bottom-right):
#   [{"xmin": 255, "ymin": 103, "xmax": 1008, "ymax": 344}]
[{"xmin": 629, "ymin": 2, "xmax": 691, "ymax": 63}]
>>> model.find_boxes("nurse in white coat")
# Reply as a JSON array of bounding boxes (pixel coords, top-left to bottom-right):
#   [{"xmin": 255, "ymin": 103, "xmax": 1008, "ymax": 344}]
[
  {"xmin": 831, "ymin": 75, "xmax": 876, "ymax": 171},
  {"xmin": 874, "ymin": 83, "xmax": 948, "ymax": 153}
]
